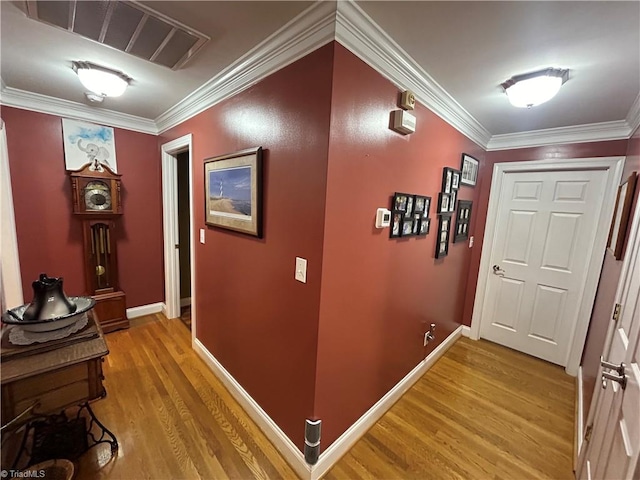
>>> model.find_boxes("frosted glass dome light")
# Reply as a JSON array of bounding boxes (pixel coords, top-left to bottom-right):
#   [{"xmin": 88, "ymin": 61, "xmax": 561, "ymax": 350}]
[
  {"xmin": 502, "ymin": 68, "xmax": 569, "ymax": 108},
  {"xmin": 72, "ymin": 61, "xmax": 130, "ymax": 98}
]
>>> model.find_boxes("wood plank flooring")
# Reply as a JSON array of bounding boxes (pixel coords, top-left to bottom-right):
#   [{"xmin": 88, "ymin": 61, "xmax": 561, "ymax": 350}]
[
  {"xmin": 325, "ymin": 337, "xmax": 575, "ymax": 480},
  {"xmin": 76, "ymin": 314, "xmax": 297, "ymax": 479},
  {"xmin": 77, "ymin": 316, "xmax": 574, "ymax": 479}
]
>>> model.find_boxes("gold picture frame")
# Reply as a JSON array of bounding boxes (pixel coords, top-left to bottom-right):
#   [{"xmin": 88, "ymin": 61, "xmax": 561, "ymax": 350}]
[
  {"xmin": 607, "ymin": 171, "xmax": 637, "ymax": 260},
  {"xmin": 204, "ymin": 147, "xmax": 263, "ymax": 237}
]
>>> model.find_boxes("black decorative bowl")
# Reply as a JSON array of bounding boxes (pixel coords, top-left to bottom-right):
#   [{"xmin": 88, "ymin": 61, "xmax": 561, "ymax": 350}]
[{"xmin": 2, "ymin": 297, "xmax": 96, "ymax": 332}]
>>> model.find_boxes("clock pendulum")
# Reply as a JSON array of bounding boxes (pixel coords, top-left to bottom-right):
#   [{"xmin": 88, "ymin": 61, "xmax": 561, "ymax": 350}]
[{"xmin": 68, "ymin": 163, "xmax": 128, "ymax": 332}]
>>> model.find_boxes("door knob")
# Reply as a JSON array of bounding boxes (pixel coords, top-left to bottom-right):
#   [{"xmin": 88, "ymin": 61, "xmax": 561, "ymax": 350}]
[
  {"xmin": 600, "ymin": 357, "xmax": 625, "ymax": 376},
  {"xmin": 602, "ymin": 370, "xmax": 627, "ymax": 390},
  {"xmin": 492, "ymin": 265, "xmax": 505, "ymax": 276}
]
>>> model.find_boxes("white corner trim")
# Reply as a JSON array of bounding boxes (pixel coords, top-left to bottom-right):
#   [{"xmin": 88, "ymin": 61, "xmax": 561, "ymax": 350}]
[
  {"xmin": 0, "ymin": 87, "xmax": 158, "ymax": 135},
  {"xmin": 193, "ymin": 339, "xmax": 311, "ymax": 480},
  {"xmin": 576, "ymin": 366, "xmax": 584, "ymax": 464},
  {"xmin": 486, "ymin": 120, "xmax": 632, "ymax": 151},
  {"xmin": 155, "ymin": 1, "xmax": 336, "ymax": 133},
  {"xmin": 335, "ymin": 1, "xmax": 491, "ymax": 149},
  {"xmin": 461, "ymin": 325, "xmax": 471, "ymax": 338},
  {"xmin": 126, "ymin": 302, "xmax": 164, "ymax": 319},
  {"xmin": 626, "ymin": 92, "xmax": 640, "ymax": 136},
  {"xmin": 310, "ymin": 326, "xmax": 463, "ymax": 480}
]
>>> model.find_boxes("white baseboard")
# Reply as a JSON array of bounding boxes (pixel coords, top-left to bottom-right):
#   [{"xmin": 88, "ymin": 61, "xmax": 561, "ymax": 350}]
[
  {"xmin": 126, "ymin": 302, "xmax": 164, "ymax": 319},
  {"xmin": 310, "ymin": 325, "xmax": 463, "ymax": 479},
  {"xmin": 193, "ymin": 339, "xmax": 311, "ymax": 480},
  {"xmin": 461, "ymin": 325, "xmax": 471, "ymax": 338},
  {"xmin": 180, "ymin": 297, "xmax": 192, "ymax": 307},
  {"xmin": 575, "ymin": 366, "xmax": 584, "ymax": 470},
  {"xmin": 194, "ymin": 327, "xmax": 462, "ymax": 480}
]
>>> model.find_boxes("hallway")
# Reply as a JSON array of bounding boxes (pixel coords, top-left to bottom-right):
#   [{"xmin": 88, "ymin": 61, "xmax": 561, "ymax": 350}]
[{"xmin": 79, "ymin": 315, "xmax": 574, "ymax": 479}]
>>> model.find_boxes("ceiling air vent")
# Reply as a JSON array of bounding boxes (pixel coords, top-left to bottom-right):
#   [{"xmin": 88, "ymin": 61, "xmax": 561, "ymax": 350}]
[{"xmin": 24, "ymin": 0, "xmax": 209, "ymax": 70}]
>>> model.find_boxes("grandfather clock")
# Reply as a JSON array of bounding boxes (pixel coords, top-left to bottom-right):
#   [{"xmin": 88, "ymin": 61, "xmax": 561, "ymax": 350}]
[{"xmin": 69, "ymin": 163, "xmax": 129, "ymax": 332}]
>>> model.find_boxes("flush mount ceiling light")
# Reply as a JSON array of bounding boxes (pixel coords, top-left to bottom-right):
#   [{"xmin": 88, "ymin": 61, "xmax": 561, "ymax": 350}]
[
  {"xmin": 72, "ymin": 61, "xmax": 131, "ymax": 98},
  {"xmin": 501, "ymin": 68, "xmax": 569, "ymax": 108}
]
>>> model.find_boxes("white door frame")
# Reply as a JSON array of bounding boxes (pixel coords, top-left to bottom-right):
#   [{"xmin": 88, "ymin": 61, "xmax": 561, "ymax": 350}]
[
  {"xmin": 470, "ymin": 156, "xmax": 625, "ymax": 376},
  {"xmin": 0, "ymin": 119, "xmax": 24, "ymax": 309},
  {"xmin": 161, "ymin": 134, "xmax": 196, "ymax": 342}
]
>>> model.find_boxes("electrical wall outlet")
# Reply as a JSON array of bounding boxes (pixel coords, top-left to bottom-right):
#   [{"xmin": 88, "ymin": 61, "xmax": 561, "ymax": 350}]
[{"xmin": 200, "ymin": 229, "xmax": 205, "ymax": 244}]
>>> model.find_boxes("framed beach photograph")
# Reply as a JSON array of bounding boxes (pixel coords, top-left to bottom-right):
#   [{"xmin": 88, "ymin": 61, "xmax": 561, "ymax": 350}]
[
  {"xmin": 460, "ymin": 153, "xmax": 479, "ymax": 187},
  {"xmin": 204, "ymin": 147, "xmax": 263, "ymax": 237},
  {"xmin": 607, "ymin": 172, "xmax": 637, "ymax": 260}
]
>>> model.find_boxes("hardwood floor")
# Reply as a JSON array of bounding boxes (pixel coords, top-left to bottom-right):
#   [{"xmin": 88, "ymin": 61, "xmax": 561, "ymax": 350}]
[
  {"xmin": 76, "ymin": 314, "xmax": 297, "ymax": 479},
  {"xmin": 325, "ymin": 337, "xmax": 575, "ymax": 480},
  {"xmin": 77, "ymin": 316, "xmax": 574, "ymax": 479}
]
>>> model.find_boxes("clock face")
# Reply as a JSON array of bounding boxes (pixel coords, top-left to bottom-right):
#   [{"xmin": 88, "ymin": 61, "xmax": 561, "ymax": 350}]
[{"xmin": 84, "ymin": 181, "xmax": 112, "ymax": 211}]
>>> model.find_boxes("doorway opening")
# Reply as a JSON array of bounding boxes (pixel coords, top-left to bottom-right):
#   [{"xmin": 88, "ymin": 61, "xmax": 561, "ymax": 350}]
[{"xmin": 161, "ymin": 134, "xmax": 196, "ymax": 343}]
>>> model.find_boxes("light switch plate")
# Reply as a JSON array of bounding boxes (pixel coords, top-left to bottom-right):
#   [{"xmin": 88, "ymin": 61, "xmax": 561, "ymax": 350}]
[
  {"xmin": 295, "ymin": 257, "xmax": 307, "ymax": 283},
  {"xmin": 200, "ymin": 229, "xmax": 205, "ymax": 244},
  {"xmin": 469, "ymin": 236, "xmax": 474, "ymax": 248}
]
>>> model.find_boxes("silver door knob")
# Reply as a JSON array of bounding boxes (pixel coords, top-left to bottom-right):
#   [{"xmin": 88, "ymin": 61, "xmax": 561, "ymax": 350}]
[
  {"xmin": 492, "ymin": 265, "xmax": 505, "ymax": 276},
  {"xmin": 600, "ymin": 357, "xmax": 625, "ymax": 376},
  {"xmin": 602, "ymin": 370, "xmax": 627, "ymax": 390}
]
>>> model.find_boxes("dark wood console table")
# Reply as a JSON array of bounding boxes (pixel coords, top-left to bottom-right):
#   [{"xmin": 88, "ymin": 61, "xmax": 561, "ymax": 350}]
[{"xmin": 0, "ymin": 312, "xmax": 117, "ymax": 468}]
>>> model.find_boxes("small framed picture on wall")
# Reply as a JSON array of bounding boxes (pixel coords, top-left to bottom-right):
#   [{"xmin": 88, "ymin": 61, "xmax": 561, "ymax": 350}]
[
  {"xmin": 435, "ymin": 214, "xmax": 451, "ymax": 259},
  {"xmin": 460, "ymin": 154, "xmax": 479, "ymax": 187},
  {"xmin": 454, "ymin": 200, "xmax": 473, "ymax": 243},
  {"xmin": 437, "ymin": 192, "xmax": 450, "ymax": 214},
  {"xmin": 393, "ymin": 192, "xmax": 411, "ymax": 212}
]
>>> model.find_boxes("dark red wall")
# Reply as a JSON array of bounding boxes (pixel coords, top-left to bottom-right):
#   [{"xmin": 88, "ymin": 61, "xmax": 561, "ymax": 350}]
[
  {"xmin": 313, "ymin": 44, "xmax": 485, "ymax": 448},
  {"xmin": 462, "ymin": 140, "xmax": 630, "ymax": 329},
  {"xmin": 159, "ymin": 45, "xmax": 335, "ymax": 450},
  {"xmin": 3, "ymin": 107, "xmax": 163, "ymax": 308},
  {"xmin": 581, "ymin": 130, "xmax": 639, "ymax": 417}
]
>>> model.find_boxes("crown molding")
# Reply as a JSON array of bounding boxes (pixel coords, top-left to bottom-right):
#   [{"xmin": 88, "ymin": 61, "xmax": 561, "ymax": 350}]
[
  {"xmin": 486, "ymin": 120, "xmax": 632, "ymax": 151},
  {"xmin": 334, "ymin": 1, "xmax": 491, "ymax": 149},
  {"xmin": 155, "ymin": 1, "xmax": 336, "ymax": 134},
  {"xmin": 0, "ymin": 86, "xmax": 158, "ymax": 134},
  {"xmin": 626, "ymin": 92, "xmax": 640, "ymax": 136}
]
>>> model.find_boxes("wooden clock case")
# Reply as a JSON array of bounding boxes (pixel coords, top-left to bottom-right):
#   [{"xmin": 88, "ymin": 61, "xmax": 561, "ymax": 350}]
[{"xmin": 69, "ymin": 163, "xmax": 128, "ymax": 333}]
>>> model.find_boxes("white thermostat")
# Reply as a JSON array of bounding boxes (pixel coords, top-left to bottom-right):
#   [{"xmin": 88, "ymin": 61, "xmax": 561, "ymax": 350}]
[
  {"xmin": 376, "ymin": 208, "xmax": 392, "ymax": 228},
  {"xmin": 391, "ymin": 110, "xmax": 416, "ymax": 134}
]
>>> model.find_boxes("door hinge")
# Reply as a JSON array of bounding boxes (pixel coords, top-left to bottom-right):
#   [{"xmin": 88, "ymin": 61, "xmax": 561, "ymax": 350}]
[
  {"xmin": 612, "ymin": 303, "xmax": 621, "ymax": 322},
  {"xmin": 585, "ymin": 424, "xmax": 593, "ymax": 442}
]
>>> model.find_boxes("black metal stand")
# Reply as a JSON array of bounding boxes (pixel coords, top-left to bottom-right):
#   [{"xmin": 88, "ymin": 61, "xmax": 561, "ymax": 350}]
[{"xmin": 8, "ymin": 402, "xmax": 118, "ymax": 470}]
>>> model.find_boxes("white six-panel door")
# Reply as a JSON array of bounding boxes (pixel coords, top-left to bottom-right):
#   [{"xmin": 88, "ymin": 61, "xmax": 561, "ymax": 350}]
[{"xmin": 479, "ymin": 169, "xmax": 608, "ymax": 366}]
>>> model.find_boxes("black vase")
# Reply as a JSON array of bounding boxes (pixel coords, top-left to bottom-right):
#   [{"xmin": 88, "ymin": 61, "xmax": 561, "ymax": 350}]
[{"xmin": 22, "ymin": 274, "xmax": 77, "ymax": 321}]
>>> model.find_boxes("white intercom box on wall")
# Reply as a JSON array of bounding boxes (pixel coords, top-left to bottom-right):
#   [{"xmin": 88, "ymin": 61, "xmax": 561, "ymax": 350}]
[{"xmin": 375, "ymin": 208, "xmax": 391, "ymax": 228}]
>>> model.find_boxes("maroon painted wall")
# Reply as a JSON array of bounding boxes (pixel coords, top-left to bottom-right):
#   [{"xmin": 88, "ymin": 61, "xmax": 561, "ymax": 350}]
[
  {"xmin": 581, "ymin": 130, "xmax": 639, "ymax": 417},
  {"xmin": 462, "ymin": 140, "xmax": 630, "ymax": 329},
  {"xmin": 313, "ymin": 44, "xmax": 485, "ymax": 448},
  {"xmin": 3, "ymin": 107, "xmax": 163, "ymax": 308},
  {"xmin": 159, "ymin": 45, "xmax": 335, "ymax": 450}
]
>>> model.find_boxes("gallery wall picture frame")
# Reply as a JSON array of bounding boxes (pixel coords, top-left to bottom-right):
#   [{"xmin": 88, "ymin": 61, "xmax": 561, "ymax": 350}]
[
  {"xmin": 401, "ymin": 217, "xmax": 415, "ymax": 237},
  {"xmin": 390, "ymin": 211, "xmax": 403, "ymax": 238},
  {"xmin": 442, "ymin": 167, "xmax": 454, "ymax": 194},
  {"xmin": 451, "ymin": 170, "xmax": 461, "ymax": 190},
  {"xmin": 607, "ymin": 171, "xmax": 637, "ymax": 260},
  {"xmin": 435, "ymin": 214, "xmax": 451, "ymax": 259},
  {"xmin": 460, "ymin": 153, "xmax": 479, "ymax": 187},
  {"xmin": 454, "ymin": 200, "xmax": 473, "ymax": 243},
  {"xmin": 204, "ymin": 146, "xmax": 263, "ymax": 237},
  {"xmin": 437, "ymin": 192, "xmax": 450, "ymax": 214},
  {"xmin": 418, "ymin": 218, "xmax": 430, "ymax": 236},
  {"xmin": 449, "ymin": 190, "xmax": 457, "ymax": 213}
]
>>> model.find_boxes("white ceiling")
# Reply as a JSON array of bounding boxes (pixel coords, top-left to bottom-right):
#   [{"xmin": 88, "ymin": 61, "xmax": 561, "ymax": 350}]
[{"xmin": 1, "ymin": 1, "xmax": 639, "ymax": 143}]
